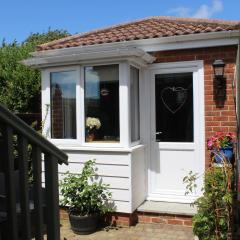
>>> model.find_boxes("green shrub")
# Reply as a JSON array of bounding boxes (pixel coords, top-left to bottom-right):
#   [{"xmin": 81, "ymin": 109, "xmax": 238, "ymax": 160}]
[
  {"xmin": 0, "ymin": 29, "xmax": 69, "ymax": 113},
  {"xmin": 184, "ymin": 164, "xmax": 234, "ymax": 240},
  {"xmin": 60, "ymin": 160, "xmax": 113, "ymax": 216}
]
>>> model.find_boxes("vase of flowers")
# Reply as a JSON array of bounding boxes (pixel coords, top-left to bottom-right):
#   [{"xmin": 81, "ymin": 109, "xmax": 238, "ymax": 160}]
[
  {"xmin": 207, "ymin": 132, "xmax": 235, "ymax": 164},
  {"xmin": 86, "ymin": 117, "xmax": 101, "ymax": 142}
]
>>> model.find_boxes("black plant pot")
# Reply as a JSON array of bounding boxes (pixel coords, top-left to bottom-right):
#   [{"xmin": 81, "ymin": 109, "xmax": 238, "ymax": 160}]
[{"xmin": 69, "ymin": 214, "xmax": 98, "ymax": 235}]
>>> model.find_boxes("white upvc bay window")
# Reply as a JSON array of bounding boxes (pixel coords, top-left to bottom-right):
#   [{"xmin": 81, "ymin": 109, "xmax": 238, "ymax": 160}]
[{"xmin": 42, "ymin": 62, "xmax": 141, "ymax": 149}]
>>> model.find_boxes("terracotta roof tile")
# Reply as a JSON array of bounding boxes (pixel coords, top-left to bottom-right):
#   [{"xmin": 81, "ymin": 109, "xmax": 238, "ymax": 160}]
[{"xmin": 37, "ymin": 16, "xmax": 240, "ymax": 51}]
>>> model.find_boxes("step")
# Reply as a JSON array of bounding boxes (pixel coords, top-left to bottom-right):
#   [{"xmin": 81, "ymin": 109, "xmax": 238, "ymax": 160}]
[
  {"xmin": 136, "ymin": 201, "xmax": 197, "ymax": 226},
  {"xmin": 137, "ymin": 201, "xmax": 197, "ymax": 216}
]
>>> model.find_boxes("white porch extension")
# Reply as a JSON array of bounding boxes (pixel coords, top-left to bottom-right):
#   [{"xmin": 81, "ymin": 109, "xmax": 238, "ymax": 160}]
[
  {"xmin": 24, "ymin": 43, "xmax": 205, "ymax": 214},
  {"xmin": 36, "ymin": 46, "xmax": 154, "ymax": 214}
]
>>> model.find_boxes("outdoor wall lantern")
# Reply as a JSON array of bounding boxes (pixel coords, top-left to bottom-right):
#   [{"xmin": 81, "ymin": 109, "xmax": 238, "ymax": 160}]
[
  {"xmin": 213, "ymin": 59, "xmax": 225, "ymax": 81},
  {"xmin": 212, "ymin": 59, "xmax": 226, "ymax": 106}
]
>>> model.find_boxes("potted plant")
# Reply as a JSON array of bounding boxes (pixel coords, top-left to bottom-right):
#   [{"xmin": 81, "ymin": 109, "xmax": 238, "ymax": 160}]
[
  {"xmin": 85, "ymin": 117, "xmax": 101, "ymax": 142},
  {"xmin": 207, "ymin": 132, "xmax": 235, "ymax": 164},
  {"xmin": 60, "ymin": 160, "xmax": 113, "ymax": 234}
]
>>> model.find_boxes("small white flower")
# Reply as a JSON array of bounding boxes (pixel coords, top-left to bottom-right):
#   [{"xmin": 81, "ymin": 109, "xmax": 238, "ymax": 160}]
[{"xmin": 86, "ymin": 117, "xmax": 101, "ymax": 130}]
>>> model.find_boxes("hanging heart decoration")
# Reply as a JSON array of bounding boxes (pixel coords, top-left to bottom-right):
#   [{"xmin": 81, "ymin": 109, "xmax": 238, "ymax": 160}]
[
  {"xmin": 101, "ymin": 88, "xmax": 110, "ymax": 96},
  {"xmin": 160, "ymin": 87, "xmax": 188, "ymax": 114}
]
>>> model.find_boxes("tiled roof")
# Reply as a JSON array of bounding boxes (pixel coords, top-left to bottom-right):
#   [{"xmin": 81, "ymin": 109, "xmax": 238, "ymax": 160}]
[{"xmin": 37, "ymin": 16, "xmax": 240, "ymax": 51}]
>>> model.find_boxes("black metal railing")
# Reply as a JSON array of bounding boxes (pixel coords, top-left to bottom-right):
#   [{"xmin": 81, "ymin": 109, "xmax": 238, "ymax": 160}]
[{"xmin": 0, "ymin": 103, "xmax": 68, "ymax": 240}]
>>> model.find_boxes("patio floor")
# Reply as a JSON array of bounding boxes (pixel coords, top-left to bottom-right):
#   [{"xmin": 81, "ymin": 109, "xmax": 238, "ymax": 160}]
[{"xmin": 60, "ymin": 219, "xmax": 195, "ymax": 240}]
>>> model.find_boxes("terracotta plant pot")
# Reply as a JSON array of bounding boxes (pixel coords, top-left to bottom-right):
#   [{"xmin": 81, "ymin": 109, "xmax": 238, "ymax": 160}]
[
  {"xmin": 86, "ymin": 133, "xmax": 95, "ymax": 142},
  {"xmin": 69, "ymin": 214, "xmax": 98, "ymax": 235}
]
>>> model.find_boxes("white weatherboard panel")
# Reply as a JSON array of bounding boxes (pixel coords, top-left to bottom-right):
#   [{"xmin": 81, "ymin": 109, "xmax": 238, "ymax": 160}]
[
  {"xmin": 131, "ymin": 147, "xmax": 146, "ymax": 211},
  {"xmin": 65, "ymin": 151, "xmax": 130, "ymax": 165},
  {"xmin": 58, "ymin": 162, "xmax": 129, "ymax": 178},
  {"xmin": 43, "ymin": 176, "xmax": 130, "ymax": 202},
  {"xmin": 46, "ymin": 151, "xmax": 132, "ymax": 210},
  {"xmin": 113, "ymin": 201, "xmax": 132, "ymax": 213},
  {"xmin": 58, "ymin": 173, "xmax": 130, "ymax": 190},
  {"xmin": 52, "ymin": 187, "xmax": 130, "ymax": 202},
  {"xmin": 110, "ymin": 189, "xmax": 131, "ymax": 202},
  {"xmin": 42, "ymin": 150, "xmax": 133, "ymax": 213}
]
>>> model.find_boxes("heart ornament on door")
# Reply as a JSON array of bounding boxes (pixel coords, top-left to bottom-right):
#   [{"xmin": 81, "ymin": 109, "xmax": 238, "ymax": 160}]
[{"xmin": 161, "ymin": 87, "xmax": 188, "ymax": 114}]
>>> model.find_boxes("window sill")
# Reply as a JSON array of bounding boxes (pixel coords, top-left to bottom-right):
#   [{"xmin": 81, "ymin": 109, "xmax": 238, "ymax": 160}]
[{"xmin": 53, "ymin": 143, "xmax": 146, "ymax": 153}]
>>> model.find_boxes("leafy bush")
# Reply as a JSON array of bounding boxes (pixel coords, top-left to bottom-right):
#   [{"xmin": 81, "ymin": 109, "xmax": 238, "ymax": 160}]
[
  {"xmin": 0, "ymin": 29, "xmax": 69, "ymax": 113},
  {"xmin": 60, "ymin": 160, "xmax": 113, "ymax": 216},
  {"xmin": 184, "ymin": 162, "xmax": 235, "ymax": 240}
]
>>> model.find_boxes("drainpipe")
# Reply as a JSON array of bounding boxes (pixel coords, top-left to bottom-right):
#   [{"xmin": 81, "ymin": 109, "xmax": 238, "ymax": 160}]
[
  {"xmin": 236, "ymin": 35, "xmax": 240, "ymax": 233},
  {"xmin": 237, "ymin": 36, "xmax": 240, "ymax": 202}
]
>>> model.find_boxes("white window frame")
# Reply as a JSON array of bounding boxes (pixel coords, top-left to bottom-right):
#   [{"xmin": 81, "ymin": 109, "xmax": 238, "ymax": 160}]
[
  {"xmin": 42, "ymin": 65, "xmax": 80, "ymax": 146},
  {"xmin": 148, "ymin": 60, "xmax": 205, "ymax": 151},
  {"xmin": 81, "ymin": 62, "xmax": 126, "ymax": 148},
  {"xmin": 42, "ymin": 61, "xmax": 136, "ymax": 149},
  {"xmin": 129, "ymin": 63, "xmax": 141, "ymax": 147}
]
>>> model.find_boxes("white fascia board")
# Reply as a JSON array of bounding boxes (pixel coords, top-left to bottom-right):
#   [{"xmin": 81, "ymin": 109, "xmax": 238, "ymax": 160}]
[
  {"xmin": 135, "ymin": 30, "xmax": 240, "ymax": 51},
  {"xmin": 31, "ymin": 43, "xmax": 134, "ymax": 57},
  {"xmin": 22, "ymin": 47, "xmax": 156, "ymax": 68},
  {"xmin": 139, "ymin": 38, "xmax": 238, "ymax": 52}
]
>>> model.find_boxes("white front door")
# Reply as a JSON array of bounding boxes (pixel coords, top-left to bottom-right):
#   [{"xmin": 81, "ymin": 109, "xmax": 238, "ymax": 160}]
[{"xmin": 148, "ymin": 61, "xmax": 205, "ymax": 203}]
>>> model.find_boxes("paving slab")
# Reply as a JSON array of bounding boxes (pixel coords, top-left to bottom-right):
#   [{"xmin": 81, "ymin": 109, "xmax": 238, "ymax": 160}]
[{"xmin": 59, "ymin": 219, "xmax": 194, "ymax": 240}]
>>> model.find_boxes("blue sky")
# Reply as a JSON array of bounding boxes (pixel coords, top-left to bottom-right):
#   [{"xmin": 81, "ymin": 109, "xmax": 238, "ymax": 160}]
[{"xmin": 1, "ymin": 0, "xmax": 239, "ymax": 43}]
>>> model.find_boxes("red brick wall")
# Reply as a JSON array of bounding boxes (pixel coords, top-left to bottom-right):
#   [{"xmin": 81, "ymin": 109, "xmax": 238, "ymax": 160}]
[
  {"xmin": 60, "ymin": 208, "xmax": 192, "ymax": 227},
  {"xmin": 137, "ymin": 211, "xmax": 192, "ymax": 226},
  {"xmin": 152, "ymin": 46, "xmax": 238, "ymax": 167},
  {"xmin": 137, "ymin": 212, "xmax": 192, "ymax": 226},
  {"xmin": 60, "ymin": 208, "xmax": 137, "ymax": 227}
]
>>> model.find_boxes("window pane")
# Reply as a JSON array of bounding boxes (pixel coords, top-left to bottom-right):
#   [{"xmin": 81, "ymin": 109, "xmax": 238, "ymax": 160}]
[
  {"xmin": 84, "ymin": 65, "xmax": 119, "ymax": 142},
  {"xmin": 50, "ymin": 71, "xmax": 76, "ymax": 139},
  {"xmin": 130, "ymin": 66, "xmax": 140, "ymax": 142},
  {"xmin": 155, "ymin": 73, "xmax": 193, "ymax": 142}
]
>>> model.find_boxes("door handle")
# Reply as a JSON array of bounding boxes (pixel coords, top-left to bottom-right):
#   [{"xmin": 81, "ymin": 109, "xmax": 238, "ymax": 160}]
[{"xmin": 155, "ymin": 132, "xmax": 162, "ymax": 142}]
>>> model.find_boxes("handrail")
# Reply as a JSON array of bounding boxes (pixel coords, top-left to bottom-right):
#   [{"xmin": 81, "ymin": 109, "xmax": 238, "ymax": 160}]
[{"xmin": 0, "ymin": 103, "xmax": 68, "ymax": 164}]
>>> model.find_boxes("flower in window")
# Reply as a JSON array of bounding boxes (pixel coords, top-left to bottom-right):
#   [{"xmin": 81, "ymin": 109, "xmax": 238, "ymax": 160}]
[{"xmin": 86, "ymin": 117, "xmax": 101, "ymax": 132}]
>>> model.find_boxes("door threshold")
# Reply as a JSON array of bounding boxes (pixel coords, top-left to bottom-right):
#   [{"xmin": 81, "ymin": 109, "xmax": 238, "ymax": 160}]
[{"xmin": 137, "ymin": 200, "xmax": 197, "ymax": 216}]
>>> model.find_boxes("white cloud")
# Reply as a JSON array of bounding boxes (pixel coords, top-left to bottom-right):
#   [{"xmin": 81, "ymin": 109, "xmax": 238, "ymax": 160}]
[
  {"xmin": 193, "ymin": 0, "xmax": 223, "ymax": 18},
  {"xmin": 168, "ymin": 0, "xmax": 224, "ymax": 19}
]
